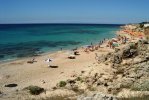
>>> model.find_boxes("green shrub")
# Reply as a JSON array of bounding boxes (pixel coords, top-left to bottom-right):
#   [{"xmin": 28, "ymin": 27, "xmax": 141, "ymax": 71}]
[
  {"xmin": 76, "ymin": 77, "xmax": 84, "ymax": 83},
  {"xmin": 59, "ymin": 81, "xmax": 67, "ymax": 87},
  {"xmin": 76, "ymin": 77, "xmax": 81, "ymax": 81},
  {"xmin": 24, "ymin": 85, "xmax": 44, "ymax": 95}
]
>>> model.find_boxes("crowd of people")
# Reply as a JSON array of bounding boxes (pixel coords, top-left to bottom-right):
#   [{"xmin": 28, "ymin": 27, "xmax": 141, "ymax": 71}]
[
  {"xmin": 108, "ymin": 35, "xmax": 128, "ymax": 49},
  {"xmin": 83, "ymin": 35, "xmax": 129, "ymax": 53},
  {"xmin": 84, "ymin": 38, "xmax": 108, "ymax": 53}
]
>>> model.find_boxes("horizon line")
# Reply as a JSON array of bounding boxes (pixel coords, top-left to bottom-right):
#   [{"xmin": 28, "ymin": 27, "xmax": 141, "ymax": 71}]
[{"xmin": 0, "ymin": 22, "xmax": 126, "ymax": 25}]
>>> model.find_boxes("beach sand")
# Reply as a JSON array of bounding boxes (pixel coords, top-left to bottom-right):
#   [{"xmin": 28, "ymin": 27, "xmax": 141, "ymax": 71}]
[
  {"xmin": 0, "ymin": 41, "xmax": 114, "ymax": 95},
  {"xmin": 0, "ymin": 26, "xmax": 145, "ymax": 99}
]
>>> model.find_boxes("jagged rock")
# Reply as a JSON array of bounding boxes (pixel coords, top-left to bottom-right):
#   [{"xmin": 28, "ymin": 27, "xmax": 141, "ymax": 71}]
[
  {"xmin": 111, "ymin": 52, "xmax": 122, "ymax": 64},
  {"xmin": 140, "ymin": 39, "xmax": 149, "ymax": 44},
  {"xmin": 126, "ymin": 72, "xmax": 137, "ymax": 79},
  {"xmin": 145, "ymin": 53, "xmax": 149, "ymax": 60},
  {"xmin": 104, "ymin": 83, "xmax": 109, "ymax": 87},
  {"xmin": 106, "ymin": 52, "xmax": 113, "ymax": 59},
  {"xmin": 115, "ymin": 48, "xmax": 120, "ymax": 53},
  {"xmin": 107, "ymin": 83, "xmax": 122, "ymax": 94},
  {"xmin": 78, "ymin": 92, "xmax": 118, "ymax": 100},
  {"xmin": 122, "ymin": 45, "xmax": 131, "ymax": 58},
  {"xmin": 122, "ymin": 45, "xmax": 138, "ymax": 59},
  {"xmin": 100, "ymin": 55, "xmax": 108, "ymax": 62},
  {"xmin": 71, "ymin": 84, "xmax": 79, "ymax": 92},
  {"xmin": 111, "ymin": 63, "xmax": 121, "ymax": 68},
  {"xmin": 97, "ymin": 80, "xmax": 103, "ymax": 86},
  {"xmin": 67, "ymin": 79, "xmax": 76, "ymax": 84},
  {"xmin": 133, "ymin": 57, "xmax": 144, "ymax": 64}
]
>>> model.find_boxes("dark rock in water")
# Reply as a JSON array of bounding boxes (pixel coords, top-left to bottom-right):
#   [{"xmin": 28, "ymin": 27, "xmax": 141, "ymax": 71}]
[{"xmin": 5, "ymin": 83, "xmax": 18, "ymax": 87}]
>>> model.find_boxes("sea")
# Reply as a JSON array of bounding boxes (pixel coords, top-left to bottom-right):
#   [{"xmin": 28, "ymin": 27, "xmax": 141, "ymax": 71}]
[{"xmin": 0, "ymin": 24, "xmax": 121, "ymax": 62}]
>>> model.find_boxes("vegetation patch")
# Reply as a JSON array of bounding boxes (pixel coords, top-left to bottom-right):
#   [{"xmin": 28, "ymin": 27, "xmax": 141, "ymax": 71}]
[
  {"xmin": 76, "ymin": 77, "xmax": 84, "ymax": 83},
  {"xmin": 59, "ymin": 81, "xmax": 67, "ymax": 87},
  {"xmin": 24, "ymin": 85, "xmax": 44, "ymax": 95}
]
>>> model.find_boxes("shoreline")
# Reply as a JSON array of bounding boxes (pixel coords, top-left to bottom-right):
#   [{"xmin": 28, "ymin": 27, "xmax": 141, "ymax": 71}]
[
  {"xmin": 1, "ymin": 24, "xmax": 147, "ymax": 99},
  {"xmin": 0, "ymin": 34, "xmax": 116, "ymax": 65}
]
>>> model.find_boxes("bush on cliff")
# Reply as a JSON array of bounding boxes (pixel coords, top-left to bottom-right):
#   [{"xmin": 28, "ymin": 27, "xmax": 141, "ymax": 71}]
[
  {"xmin": 24, "ymin": 85, "xmax": 45, "ymax": 95},
  {"xmin": 59, "ymin": 81, "xmax": 67, "ymax": 87}
]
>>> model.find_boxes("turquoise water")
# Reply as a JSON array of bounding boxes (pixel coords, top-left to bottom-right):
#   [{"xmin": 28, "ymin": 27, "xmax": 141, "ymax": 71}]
[{"xmin": 0, "ymin": 24, "xmax": 120, "ymax": 61}]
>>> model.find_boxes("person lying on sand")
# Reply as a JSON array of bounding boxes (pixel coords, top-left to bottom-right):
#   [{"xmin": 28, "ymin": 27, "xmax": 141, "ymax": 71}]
[
  {"xmin": 27, "ymin": 58, "xmax": 36, "ymax": 64},
  {"xmin": 74, "ymin": 51, "xmax": 80, "ymax": 55}
]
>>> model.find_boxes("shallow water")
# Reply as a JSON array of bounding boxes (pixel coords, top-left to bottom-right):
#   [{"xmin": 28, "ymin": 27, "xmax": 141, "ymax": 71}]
[{"xmin": 0, "ymin": 24, "xmax": 121, "ymax": 61}]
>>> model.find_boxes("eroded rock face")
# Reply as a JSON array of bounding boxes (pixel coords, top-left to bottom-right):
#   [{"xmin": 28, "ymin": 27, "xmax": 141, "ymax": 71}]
[
  {"xmin": 122, "ymin": 45, "xmax": 138, "ymax": 59},
  {"xmin": 78, "ymin": 92, "xmax": 118, "ymax": 100},
  {"xmin": 111, "ymin": 52, "xmax": 122, "ymax": 64},
  {"xmin": 53, "ymin": 40, "xmax": 149, "ymax": 99}
]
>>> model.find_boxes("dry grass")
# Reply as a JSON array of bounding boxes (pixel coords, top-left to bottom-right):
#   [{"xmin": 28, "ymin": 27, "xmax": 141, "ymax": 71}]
[{"xmin": 119, "ymin": 94, "xmax": 149, "ymax": 100}]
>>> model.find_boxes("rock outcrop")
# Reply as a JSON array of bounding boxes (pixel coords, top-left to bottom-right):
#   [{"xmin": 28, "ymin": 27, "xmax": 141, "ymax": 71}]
[
  {"xmin": 78, "ymin": 92, "xmax": 118, "ymax": 100},
  {"xmin": 53, "ymin": 40, "xmax": 149, "ymax": 99}
]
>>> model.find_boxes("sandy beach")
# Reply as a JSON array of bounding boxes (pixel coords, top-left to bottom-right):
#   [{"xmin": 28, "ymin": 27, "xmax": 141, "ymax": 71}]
[
  {"xmin": 0, "ymin": 39, "xmax": 114, "ymax": 95},
  {"xmin": 0, "ymin": 24, "xmax": 149, "ymax": 100}
]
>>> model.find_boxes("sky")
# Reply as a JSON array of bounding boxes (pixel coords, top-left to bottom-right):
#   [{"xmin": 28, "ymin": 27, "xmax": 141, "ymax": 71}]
[{"xmin": 0, "ymin": 0, "xmax": 149, "ymax": 24}]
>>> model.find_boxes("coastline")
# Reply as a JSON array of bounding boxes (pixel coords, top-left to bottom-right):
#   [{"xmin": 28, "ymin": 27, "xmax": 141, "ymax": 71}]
[
  {"xmin": 0, "ymin": 31, "xmax": 116, "ymax": 89},
  {"xmin": 1, "ymin": 24, "xmax": 148, "ymax": 99},
  {"xmin": 0, "ymin": 31, "xmax": 117, "ymax": 65},
  {"xmin": 0, "ymin": 24, "xmax": 120, "ymax": 63}
]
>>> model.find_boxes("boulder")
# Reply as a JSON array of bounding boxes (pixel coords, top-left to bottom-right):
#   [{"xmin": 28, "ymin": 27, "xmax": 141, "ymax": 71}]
[
  {"xmin": 111, "ymin": 52, "xmax": 122, "ymax": 64},
  {"xmin": 100, "ymin": 55, "xmax": 108, "ymax": 62},
  {"xmin": 122, "ymin": 45, "xmax": 138, "ymax": 59}
]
